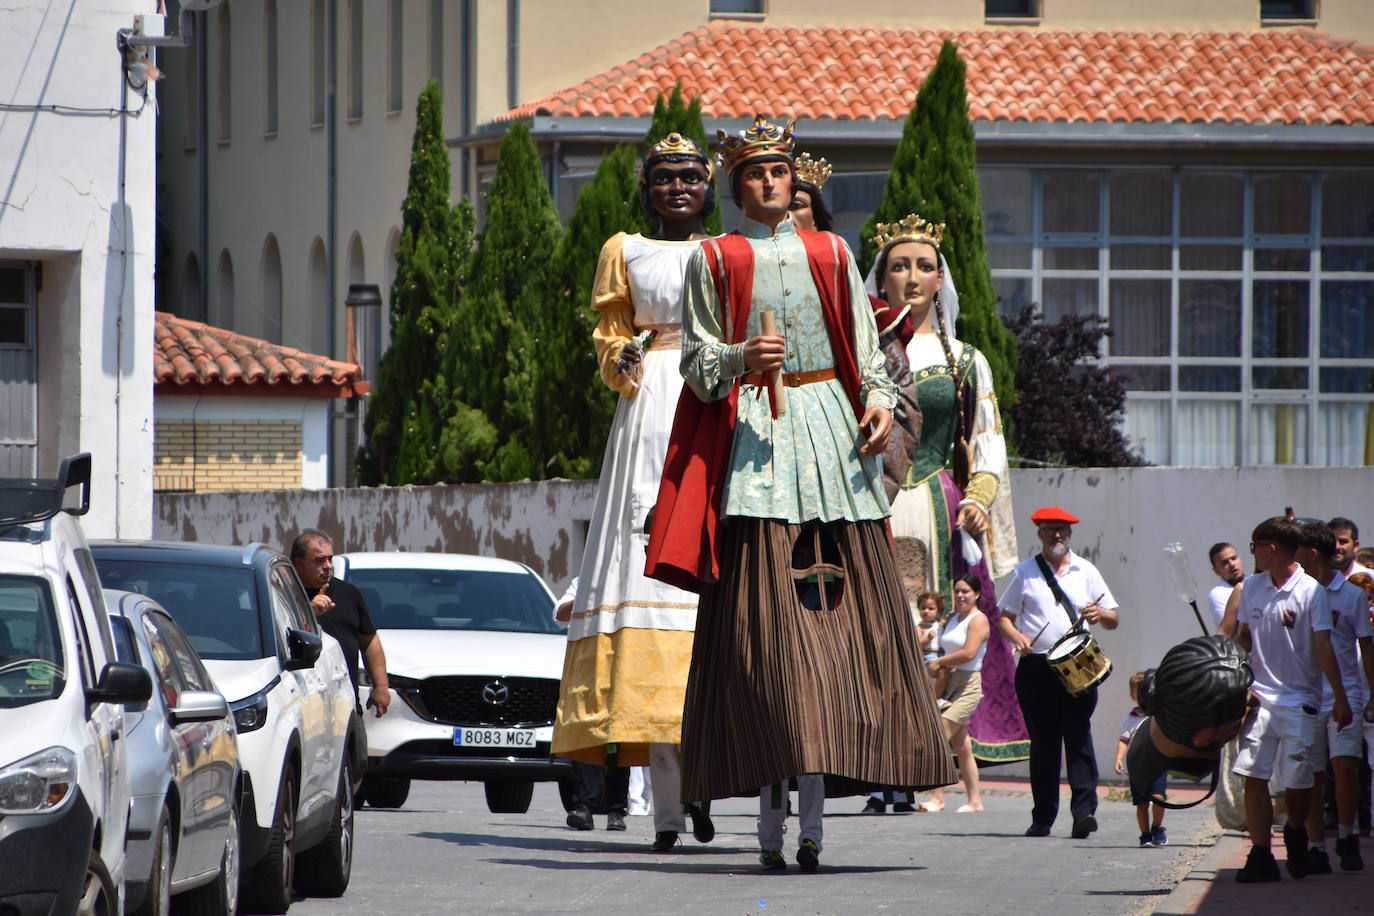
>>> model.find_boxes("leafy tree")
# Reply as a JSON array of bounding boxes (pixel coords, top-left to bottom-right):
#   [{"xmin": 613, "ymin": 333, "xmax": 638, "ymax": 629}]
[
  {"xmin": 1003, "ymin": 306, "xmax": 1146, "ymax": 468},
  {"xmin": 639, "ymin": 85, "xmax": 722, "ymax": 236},
  {"xmin": 445, "ymin": 120, "xmax": 563, "ymax": 482},
  {"xmin": 542, "ymin": 145, "xmax": 640, "ymax": 479},
  {"xmin": 357, "ymin": 81, "xmax": 487, "ymax": 485},
  {"xmin": 859, "ymin": 40, "xmax": 1019, "ymax": 446}
]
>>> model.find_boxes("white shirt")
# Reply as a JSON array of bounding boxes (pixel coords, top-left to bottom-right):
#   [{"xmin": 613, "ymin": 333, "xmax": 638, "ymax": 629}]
[
  {"xmin": 939, "ymin": 610, "xmax": 987, "ymax": 672},
  {"xmin": 1322, "ymin": 570, "xmax": 1372, "ymax": 712},
  {"xmin": 1239, "ymin": 568, "xmax": 1332, "ymax": 709},
  {"xmin": 1208, "ymin": 580, "xmax": 1237, "ymax": 629},
  {"xmin": 999, "ymin": 551, "xmax": 1119, "ymax": 655}
]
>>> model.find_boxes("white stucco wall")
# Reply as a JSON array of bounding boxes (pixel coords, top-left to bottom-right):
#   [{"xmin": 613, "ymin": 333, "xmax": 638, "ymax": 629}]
[
  {"xmin": 0, "ymin": 1, "xmax": 158, "ymax": 537},
  {"xmin": 155, "ymin": 395, "xmax": 331, "ymax": 488}
]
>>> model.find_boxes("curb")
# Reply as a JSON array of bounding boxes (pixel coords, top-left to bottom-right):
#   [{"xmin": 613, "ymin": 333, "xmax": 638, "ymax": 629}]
[{"xmin": 1151, "ymin": 826, "xmax": 1245, "ymax": 915}]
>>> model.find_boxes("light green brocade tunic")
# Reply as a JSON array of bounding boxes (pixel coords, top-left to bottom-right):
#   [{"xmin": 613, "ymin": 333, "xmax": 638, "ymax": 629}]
[{"xmin": 679, "ymin": 218, "xmax": 898, "ymax": 524}]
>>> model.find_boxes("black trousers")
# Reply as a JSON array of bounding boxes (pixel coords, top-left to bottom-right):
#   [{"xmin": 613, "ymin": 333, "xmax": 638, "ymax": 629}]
[
  {"xmin": 569, "ymin": 760, "xmax": 630, "ymax": 814},
  {"xmin": 1014, "ymin": 654, "xmax": 1099, "ymax": 827}
]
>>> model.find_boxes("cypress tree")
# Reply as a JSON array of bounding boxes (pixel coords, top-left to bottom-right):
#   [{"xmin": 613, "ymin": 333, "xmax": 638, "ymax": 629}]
[
  {"xmin": 357, "ymin": 81, "xmax": 487, "ymax": 485},
  {"xmin": 639, "ymin": 86, "xmax": 722, "ymax": 236},
  {"xmin": 444, "ymin": 120, "xmax": 563, "ymax": 482},
  {"xmin": 542, "ymin": 144, "xmax": 640, "ymax": 479},
  {"xmin": 859, "ymin": 40, "xmax": 1019, "ymax": 446}
]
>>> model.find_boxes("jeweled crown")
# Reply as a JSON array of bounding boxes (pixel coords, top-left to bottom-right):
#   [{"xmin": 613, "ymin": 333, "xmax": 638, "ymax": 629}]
[
  {"xmin": 873, "ymin": 213, "xmax": 946, "ymax": 251},
  {"xmin": 715, "ymin": 115, "xmax": 796, "ymax": 176},
  {"xmin": 794, "ymin": 152, "xmax": 832, "ymax": 190},
  {"xmin": 641, "ymin": 132, "xmax": 713, "ymax": 181}
]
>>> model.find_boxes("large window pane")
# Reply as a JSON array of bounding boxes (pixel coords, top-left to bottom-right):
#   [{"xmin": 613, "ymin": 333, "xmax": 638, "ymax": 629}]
[
  {"xmin": 1041, "ymin": 278, "xmax": 1098, "ymax": 323},
  {"xmin": 988, "ymin": 242, "xmax": 1032, "ymax": 269},
  {"xmin": 1254, "ymin": 174, "xmax": 1311, "ymax": 235},
  {"xmin": 1111, "ymin": 244, "xmax": 1170, "ymax": 269},
  {"xmin": 1110, "ymin": 171, "xmax": 1172, "ymax": 236},
  {"xmin": 993, "ymin": 276, "xmax": 1032, "ymax": 319},
  {"xmin": 1123, "ymin": 399, "xmax": 1170, "ymax": 465},
  {"xmin": 1043, "ymin": 247, "xmax": 1097, "ymax": 270},
  {"xmin": 1178, "ymin": 401, "xmax": 1239, "ymax": 466},
  {"xmin": 1247, "ymin": 403, "xmax": 1308, "ymax": 465},
  {"xmin": 824, "ymin": 172, "xmax": 887, "ymax": 252},
  {"xmin": 1253, "ymin": 248, "xmax": 1309, "ymax": 271},
  {"xmin": 1109, "ymin": 279, "xmax": 1169, "ymax": 356},
  {"xmin": 1180, "ymin": 245, "xmax": 1242, "ymax": 271},
  {"xmin": 1179, "ymin": 280, "xmax": 1241, "ymax": 356},
  {"xmin": 1315, "ymin": 403, "xmax": 1372, "ymax": 466},
  {"xmin": 1180, "ymin": 173, "xmax": 1242, "ymax": 237},
  {"xmin": 1320, "ymin": 281, "xmax": 1374, "ymax": 358},
  {"xmin": 1042, "ymin": 171, "xmax": 1100, "ymax": 234},
  {"xmin": 1252, "ymin": 366, "xmax": 1308, "ymax": 390},
  {"xmin": 1320, "ymin": 368, "xmax": 1374, "ymax": 393},
  {"xmin": 1322, "ymin": 246, "xmax": 1374, "ymax": 272},
  {"xmin": 981, "ymin": 168, "xmax": 1032, "ymax": 235},
  {"xmin": 1321, "ymin": 172, "xmax": 1374, "ymax": 238},
  {"xmin": 1114, "ymin": 365, "xmax": 1170, "ymax": 391},
  {"xmin": 1252, "ymin": 280, "xmax": 1309, "ymax": 358}
]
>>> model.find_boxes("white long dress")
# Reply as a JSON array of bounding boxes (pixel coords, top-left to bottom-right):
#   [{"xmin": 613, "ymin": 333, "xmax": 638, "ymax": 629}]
[{"xmin": 553, "ymin": 232, "xmax": 702, "ymax": 766}]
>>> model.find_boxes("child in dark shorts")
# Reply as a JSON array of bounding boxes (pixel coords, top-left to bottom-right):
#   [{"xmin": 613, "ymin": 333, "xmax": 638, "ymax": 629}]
[{"xmin": 1115, "ymin": 671, "xmax": 1168, "ymax": 847}]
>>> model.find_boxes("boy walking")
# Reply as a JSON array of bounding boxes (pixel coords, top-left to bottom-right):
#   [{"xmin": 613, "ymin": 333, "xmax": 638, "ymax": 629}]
[{"xmin": 1115, "ymin": 671, "xmax": 1167, "ymax": 848}]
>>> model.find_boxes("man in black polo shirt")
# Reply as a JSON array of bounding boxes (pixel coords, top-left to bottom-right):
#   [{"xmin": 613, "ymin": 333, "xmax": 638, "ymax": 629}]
[{"xmin": 290, "ymin": 530, "xmax": 389, "ymax": 785}]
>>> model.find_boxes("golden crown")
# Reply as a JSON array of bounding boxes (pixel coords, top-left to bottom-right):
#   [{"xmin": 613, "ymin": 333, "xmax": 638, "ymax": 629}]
[
  {"xmin": 873, "ymin": 213, "xmax": 946, "ymax": 251},
  {"xmin": 640, "ymin": 132, "xmax": 713, "ymax": 181},
  {"xmin": 794, "ymin": 152, "xmax": 832, "ymax": 190},
  {"xmin": 715, "ymin": 115, "xmax": 796, "ymax": 176}
]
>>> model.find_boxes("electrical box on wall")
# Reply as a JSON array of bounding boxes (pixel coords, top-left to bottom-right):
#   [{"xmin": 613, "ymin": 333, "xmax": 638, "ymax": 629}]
[{"xmin": 132, "ymin": 14, "xmax": 166, "ymax": 39}]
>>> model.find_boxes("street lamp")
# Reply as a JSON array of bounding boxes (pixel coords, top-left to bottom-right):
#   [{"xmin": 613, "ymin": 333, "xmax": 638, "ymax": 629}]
[{"xmin": 345, "ymin": 283, "xmax": 384, "ymax": 382}]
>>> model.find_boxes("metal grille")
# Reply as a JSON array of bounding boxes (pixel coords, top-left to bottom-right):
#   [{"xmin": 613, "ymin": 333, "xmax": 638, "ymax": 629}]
[{"xmin": 417, "ymin": 676, "xmax": 559, "ymax": 727}]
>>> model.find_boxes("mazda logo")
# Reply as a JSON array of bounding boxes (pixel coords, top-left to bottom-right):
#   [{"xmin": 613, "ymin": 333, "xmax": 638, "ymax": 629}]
[{"xmin": 482, "ymin": 681, "xmax": 510, "ymax": 706}]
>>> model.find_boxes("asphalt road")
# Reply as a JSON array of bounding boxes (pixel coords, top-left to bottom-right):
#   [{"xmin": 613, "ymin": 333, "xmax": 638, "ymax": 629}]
[{"xmin": 283, "ymin": 779, "xmax": 1218, "ymax": 916}]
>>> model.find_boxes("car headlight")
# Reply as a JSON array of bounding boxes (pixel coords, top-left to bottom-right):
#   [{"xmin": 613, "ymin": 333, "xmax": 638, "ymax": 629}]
[
  {"xmin": 0, "ymin": 746, "xmax": 77, "ymax": 815},
  {"xmin": 387, "ymin": 674, "xmax": 425, "ymax": 715},
  {"xmin": 230, "ymin": 682, "xmax": 275, "ymax": 734}
]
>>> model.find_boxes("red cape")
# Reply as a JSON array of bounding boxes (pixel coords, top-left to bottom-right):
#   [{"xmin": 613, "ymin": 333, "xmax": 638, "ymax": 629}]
[{"xmin": 644, "ymin": 228, "xmax": 865, "ymax": 593}]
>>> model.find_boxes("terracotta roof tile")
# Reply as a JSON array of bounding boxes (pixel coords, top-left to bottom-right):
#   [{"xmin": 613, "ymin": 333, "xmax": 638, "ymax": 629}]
[
  {"xmin": 154, "ymin": 312, "xmax": 367, "ymax": 397},
  {"xmin": 494, "ymin": 23, "xmax": 1374, "ymax": 127}
]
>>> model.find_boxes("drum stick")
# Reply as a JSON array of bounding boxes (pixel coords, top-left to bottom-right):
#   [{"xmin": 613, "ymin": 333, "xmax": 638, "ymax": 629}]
[
  {"xmin": 759, "ymin": 309, "xmax": 787, "ymax": 417},
  {"xmin": 1026, "ymin": 593, "xmax": 1106, "ymax": 651}
]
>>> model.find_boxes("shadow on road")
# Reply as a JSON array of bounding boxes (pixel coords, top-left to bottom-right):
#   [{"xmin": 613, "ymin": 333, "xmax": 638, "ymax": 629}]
[
  {"xmin": 414, "ymin": 830, "xmax": 754, "ymax": 856},
  {"xmin": 481, "ymin": 856, "xmax": 924, "ymax": 876}
]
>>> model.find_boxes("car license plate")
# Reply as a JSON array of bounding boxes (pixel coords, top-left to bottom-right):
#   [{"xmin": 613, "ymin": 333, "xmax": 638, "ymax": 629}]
[{"xmin": 453, "ymin": 727, "xmax": 537, "ymax": 748}]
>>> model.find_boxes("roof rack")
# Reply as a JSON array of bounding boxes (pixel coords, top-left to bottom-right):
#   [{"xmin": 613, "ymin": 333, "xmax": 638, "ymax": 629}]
[{"xmin": 0, "ymin": 453, "xmax": 92, "ymax": 527}]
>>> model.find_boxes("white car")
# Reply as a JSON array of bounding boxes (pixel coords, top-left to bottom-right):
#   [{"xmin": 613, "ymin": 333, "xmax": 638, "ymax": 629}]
[
  {"xmin": 336, "ymin": 552, "xmax": 572, "ymax": 813},
  {"xmin": 0, "ymin": 455, "xmax": 153, "ymax": 915},
  {"xmin": 93, "ymin": 540, "xmax": 358, "ymax": 914}
]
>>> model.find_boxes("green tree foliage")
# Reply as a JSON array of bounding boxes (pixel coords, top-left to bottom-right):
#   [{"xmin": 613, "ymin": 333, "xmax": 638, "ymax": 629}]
[
  {"xmin": 1004, "ymin": 306, "xmax": 1146, "ymax": 467},
  {"xmin": 640, "ymin": 85, "xmax": 722, "ymax": 236},
  {"xmin": 859, "ymin": 40, "xmax": 1019, "ymax": 447},
  {"xmin": 542, "ymin": 145, "xmax": 640, "ymax": 479},
  {"xmin": 356, "ymin": 81, "xmax": 488, "ymax": 485},
  {"xmin": 445, "ymin": 120, "xmax": 563, "ymax": 482}
]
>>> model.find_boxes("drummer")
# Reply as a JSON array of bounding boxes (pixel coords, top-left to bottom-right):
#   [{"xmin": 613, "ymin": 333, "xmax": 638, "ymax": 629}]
[{"xmin": 998, "ymin": 505, "xmax": 1121, "ymax": 840}]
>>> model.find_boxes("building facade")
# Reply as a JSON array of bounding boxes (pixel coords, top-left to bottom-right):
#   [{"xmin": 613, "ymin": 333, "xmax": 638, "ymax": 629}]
[
  {"xmin": 1, "ymin": 1, "xmax": 160, "ymax": 536},
  {"xmin": 156, "ymin": 1, "xmax": 1374, "ymax": 471}
]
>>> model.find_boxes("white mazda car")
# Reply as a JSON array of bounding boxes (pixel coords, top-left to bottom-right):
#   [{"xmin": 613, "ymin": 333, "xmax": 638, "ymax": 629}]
[{"xmin": 335, "ymin": 553, "xmax": 572, "ymax": 813}]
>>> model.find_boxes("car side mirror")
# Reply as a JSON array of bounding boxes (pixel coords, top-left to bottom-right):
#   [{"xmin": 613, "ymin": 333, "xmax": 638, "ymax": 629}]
[
  {"xmin": 88, "ymin": 661, "xmax": 153, "ymax": 705},
  {"xmin": 284, "ymin": 627, "xmax": 322, "ymax": 670},
  {"xmin": 169, "ymin": 690, "xmax": 231, "ymax": 725}
]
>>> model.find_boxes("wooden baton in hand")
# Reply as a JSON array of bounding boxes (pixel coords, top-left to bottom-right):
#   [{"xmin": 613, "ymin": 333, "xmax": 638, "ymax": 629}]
[{"xmin": 759, "ymin": 308, "xmax": 786, "ymax": 417}]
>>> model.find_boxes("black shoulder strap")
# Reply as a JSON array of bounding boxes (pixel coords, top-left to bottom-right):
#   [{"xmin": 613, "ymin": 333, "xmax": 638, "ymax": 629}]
[{"xmin": 1035, "ymin": 553, "xmax": 1079, "ymax": 628}]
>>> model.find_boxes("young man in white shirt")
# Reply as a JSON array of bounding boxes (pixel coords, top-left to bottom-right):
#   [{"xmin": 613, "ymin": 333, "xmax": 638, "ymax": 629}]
[
  {"xmin": 1207, "ymin": 542, "xmax": 1245, "ymax": 629},
  {"xmin": 1298, "ymin": 522, "xmax": 1374, "ymax": 873},
  {"xmin": 999, "ymin": 506, "xmax": 1120, "ymax": 839},
  {"xmin": 1330, "ymin": 517, "xmax": 1373, "ymax": 580},
  {"xmin": 1233, "ymin": 517, "xmax": 1352, "ymax": 882}
]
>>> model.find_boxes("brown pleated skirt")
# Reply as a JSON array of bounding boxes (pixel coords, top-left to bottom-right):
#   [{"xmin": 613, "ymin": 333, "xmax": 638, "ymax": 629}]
[{"xmin": 680, "ymin": 517, "xmax": 957, "ymax": 801}]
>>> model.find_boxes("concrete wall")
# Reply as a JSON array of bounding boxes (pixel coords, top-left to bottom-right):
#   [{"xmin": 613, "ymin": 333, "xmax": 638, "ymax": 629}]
[
  {"xmin": 155, "ymin": 465, "xmax": 1374, "ymax": 775},
  {"xmin": 1, "ymin": 1, "xmax": 157, "ymax": 538}
]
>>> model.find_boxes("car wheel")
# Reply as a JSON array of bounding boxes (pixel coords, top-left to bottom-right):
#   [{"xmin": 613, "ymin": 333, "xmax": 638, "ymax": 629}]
[
  {"xmin": 131, "ymin": 808, "xmax": 172, "ymax": 916},
  {"xmin": 361, "ymin": 775, "xmax": 409, "ymax": 809},
  {"xmin": 76, "ymin": 848, "xmax": 118, "ymax": 916},
  {"xmin": 484, "ymin": 779, "xmax": 534, "ymax": 814},
  {"xmin": 180, "ymin": 802, "xmax": 240, "ymax": 916},
  {"xmin": 296, "ymin": 757, "xmax": 354, "ymax": 897},
  {"xmin": 241, "ymin": 769, "xmax": 296, "ymax": 915}
]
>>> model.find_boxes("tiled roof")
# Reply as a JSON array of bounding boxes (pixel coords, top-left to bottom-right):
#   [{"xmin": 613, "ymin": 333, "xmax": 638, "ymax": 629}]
[
  {"xmin": 496, "ymin": 24, "xmax": 1374, "ymax": 126},
  {"xmin": 154, "ymin": 312, "xmax": 369, "ymax": 397}
]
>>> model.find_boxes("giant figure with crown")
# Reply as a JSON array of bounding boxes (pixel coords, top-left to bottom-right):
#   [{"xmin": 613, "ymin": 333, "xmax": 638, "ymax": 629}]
[{"xmin": 645, "ymin": 116, "xmax": 955, "ymax": 872}]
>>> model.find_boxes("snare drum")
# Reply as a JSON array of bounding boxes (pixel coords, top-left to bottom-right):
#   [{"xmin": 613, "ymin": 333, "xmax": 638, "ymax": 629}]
[{"xmin": 1046, "ymin": 631, "xmax": 1112, "ymax": 696}]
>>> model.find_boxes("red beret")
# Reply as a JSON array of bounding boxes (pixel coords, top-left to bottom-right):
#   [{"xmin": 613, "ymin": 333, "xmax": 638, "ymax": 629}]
[{"xmin": 1031, "ymin": 506, "xmax": 1080, "ymax": 525}]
